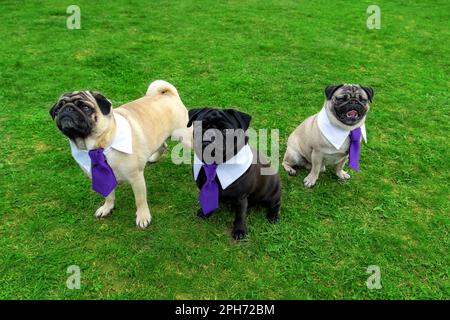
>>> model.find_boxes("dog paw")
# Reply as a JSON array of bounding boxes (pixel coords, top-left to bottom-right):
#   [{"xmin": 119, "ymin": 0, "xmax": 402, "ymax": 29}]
[
  {"xmin": 286, "ymin": 167, "xmax": 297, "ymax": 176},
  {"xmin": 95, "ymin": 203, "xmax": 114, "ymax": 218},
  {"xmin": 337, "ymin": 170, "xmax": 351, "ymax": 180},
  {"xmin": 232, "ymin": 228, "xmax": 247, "ymax": 240},
  {"xmin": 303, "ymin": 174, "xmax": 318, "ymax": 188},
  {"xmin": 136, "ymin": 209, "xmax": 152, "ymax": 229},
  {"xmin": 282, "ymin": 163, "xmax": 297, "ymax": 176},
  {"xmin": 267, "ymin": 212, "xmax": 279, "ymax": 224}
]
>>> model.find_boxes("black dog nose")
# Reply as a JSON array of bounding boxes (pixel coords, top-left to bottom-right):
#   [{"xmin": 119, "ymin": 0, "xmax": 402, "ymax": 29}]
[{"xmin": 61, "ymin": 117, "xmax": 74, "ymax": 128}]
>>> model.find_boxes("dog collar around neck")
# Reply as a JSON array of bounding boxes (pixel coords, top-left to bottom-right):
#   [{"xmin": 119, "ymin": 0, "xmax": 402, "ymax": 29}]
[
  {"xmin": 193, "ymin": 144, "xmax": 253, "ymax": 190},
  {"xmin": 69, "ymin": 113, "xmax": 133, "ymax": 174}
]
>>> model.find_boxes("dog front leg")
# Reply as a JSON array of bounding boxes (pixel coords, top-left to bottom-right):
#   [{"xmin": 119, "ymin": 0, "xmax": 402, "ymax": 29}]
[
  {"xmin": 129, "ymin": 171, "xmax": 152, "ymax": 229},
  {"xmin": 232, "ymin": 197, "xmax": 248, "ymax": 240},
  {"xmin": 95, "ymin": 189, "xmax": 115, "ymax": 218},
  {"xmin": 304, "ymin": 149, "xmax": 323, "ymax": 188},
  {"xmin": 336, "ymin": 157, "xmax": 351, "ymax": 180}
]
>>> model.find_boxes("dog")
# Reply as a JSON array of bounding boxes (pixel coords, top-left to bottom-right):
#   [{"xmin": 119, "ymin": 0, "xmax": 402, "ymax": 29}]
[
  {"xmin": 49, "ymin": 80, "xmax": 192, "ymax": 228},
  {"xmin": 283, "ymin": 84, "xmax": 374, "ymax": 187},
  {"xmin": 187, "ymin": 107, "xmax": 281, "ymax": 240}
]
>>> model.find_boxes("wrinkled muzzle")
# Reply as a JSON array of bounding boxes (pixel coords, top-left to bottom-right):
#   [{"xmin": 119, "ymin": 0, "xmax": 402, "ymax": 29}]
[
  {"xmin": 56, "ymin": 104, "xmax": 93, "ymax": 139},
  {"xmin": 334, "ymin": 100, "xmax": 367, "ymax": 125}
]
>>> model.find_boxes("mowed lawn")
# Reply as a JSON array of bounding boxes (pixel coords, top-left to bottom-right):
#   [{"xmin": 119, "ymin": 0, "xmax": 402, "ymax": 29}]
[{"xmin": 0, "ymin": 0, "xmax": 448, "ymax": 299}]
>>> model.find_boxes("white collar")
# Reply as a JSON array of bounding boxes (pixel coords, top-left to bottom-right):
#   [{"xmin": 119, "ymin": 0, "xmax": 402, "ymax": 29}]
[
  {"xmin": 317, "ymin": 107, "xmax": 367, "ymax": 149},
  {"xmin": 193, "ymin": 144, "xmax": 253, "ymax": 190},
  {"xmin": 69, "ymin": 113, "xmax": 133, "ymax": 173}
]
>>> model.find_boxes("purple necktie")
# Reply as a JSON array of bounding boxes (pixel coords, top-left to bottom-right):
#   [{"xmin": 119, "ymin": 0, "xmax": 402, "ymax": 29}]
[
  {"xmin": 199, "ymin": 163, "xmax": 219, "ymax": 216},
  {"xmin": 349, "ymin": 128, "xmax": 362, "ymax": 171},
  {"xmin": 88, "ymin": 148, "xmax": 117, "ymax": 197}
]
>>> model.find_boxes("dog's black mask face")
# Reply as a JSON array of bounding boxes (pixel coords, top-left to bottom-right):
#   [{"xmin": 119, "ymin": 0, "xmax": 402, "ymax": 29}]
[
  {"xmin": 187, "ymin": 108, "xmax": 252, "ymax": 164},
  {"xmin": 325, "ymin": 84, "xmax": 374, "ymax": 126},
  {"xmin": 49, "ymin": 91, "xmax": 111, "ymax": 140}
]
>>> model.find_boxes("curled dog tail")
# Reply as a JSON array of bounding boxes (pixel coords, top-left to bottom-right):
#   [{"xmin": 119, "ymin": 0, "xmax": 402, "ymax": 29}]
[{"xmin": 146, "ymin": 80, "xmax": 179, "ymax": 98}]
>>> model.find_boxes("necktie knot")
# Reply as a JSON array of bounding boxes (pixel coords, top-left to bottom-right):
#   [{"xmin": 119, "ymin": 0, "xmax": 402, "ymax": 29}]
[
  {"xmin": 350, "ymin": 127, "xmax": 362, "ymax": 142},
  {"xmin": 203, "ymin": 163, "xmax": 218, "ymax": 181},
  {"xmin": 88, "ymin": 148, "xmax": 104, "ymax": 160}
]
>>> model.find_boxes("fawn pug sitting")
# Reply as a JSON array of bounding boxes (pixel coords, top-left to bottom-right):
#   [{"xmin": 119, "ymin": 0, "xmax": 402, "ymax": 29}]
[
  {"xmin": 187, "ymin": 108, "xmax": 281, "ymax": 240},
  {"xmin": 283, "ymin": 84, "xmax": 374, "ymax": 187}
]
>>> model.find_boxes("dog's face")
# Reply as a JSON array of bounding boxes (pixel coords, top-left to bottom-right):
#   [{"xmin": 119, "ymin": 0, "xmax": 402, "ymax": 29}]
[
  {"xmin": 187, "ymin": 108, "xmax": 251, "ymax": 164},
  {"xmin": 325, "ymin": 84, "xmax": 374, "ymax": 126},
  {"xmin": 49, "ymin": 91, "xmax": 112, "ymax": 141}
]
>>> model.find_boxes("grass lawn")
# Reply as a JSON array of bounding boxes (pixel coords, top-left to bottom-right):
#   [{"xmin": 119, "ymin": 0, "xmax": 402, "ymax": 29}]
[{"xmin": 0, "ymin": 0, "xmax": 448, "ymax": 299}]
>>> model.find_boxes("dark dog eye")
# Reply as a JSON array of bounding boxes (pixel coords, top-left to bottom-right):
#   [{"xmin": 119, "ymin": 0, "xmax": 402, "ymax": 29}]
[
  {"xmin": 358, "ymin": 95, "xmax": 367, "ymax": 103},
  {"xmin": 82, "ymin": 106, "xmax": 90, "ymax": 112}
]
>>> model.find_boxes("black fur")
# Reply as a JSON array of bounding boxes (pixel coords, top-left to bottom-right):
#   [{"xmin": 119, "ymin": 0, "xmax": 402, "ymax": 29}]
[
  {"xmin": 188, "ymin": 108, "xmax": 252, "ymax": 163},
  {"xmin": 325, "ymin": 84, "xmax": 344, "ymax": 100},
  {"xmin": 91, "ymin": 91, "xmax": 112, "ymax": 115},
  {"xmin": 49, "ymin": 102, "xmax": 59, "ymax": 120},
  {"xmin": 188, "ymin": 108, "xmax": 251, "ymax": 130},
  {"xmin": 361, "ymin": 86, "xmax": 374, "ymax": 103},
  {"xmin": 188, "ymin": 107, "xmax": 281, "ymax": 240}
]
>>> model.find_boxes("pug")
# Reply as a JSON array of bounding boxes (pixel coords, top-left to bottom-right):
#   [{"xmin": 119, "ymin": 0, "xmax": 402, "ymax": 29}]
[
  {"xmin": 49, "ymin": 80, "xmax": 192, "ymax": 228},
  {"xmin": 187, "ymin": 108, "xmax": 281, "ymax": 240},
  {"xmin": 283, "ymin": 84, "xmax": 374, "ymax": 187}
]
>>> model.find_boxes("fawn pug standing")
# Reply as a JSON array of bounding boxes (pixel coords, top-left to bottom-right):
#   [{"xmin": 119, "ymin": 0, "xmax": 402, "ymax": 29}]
[
  {"xmin": 283, "ymin": 84, "xmax": 374, "ymax": 187},
  {"xmin": 49, "ymin": 80, "xmax": 192, "ymax": 228}
]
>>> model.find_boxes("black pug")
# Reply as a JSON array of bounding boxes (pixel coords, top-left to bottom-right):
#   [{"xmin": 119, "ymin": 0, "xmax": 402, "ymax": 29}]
[{"xmin": 187, "ymin": 107, "xmax": 281, "ymax": 240}]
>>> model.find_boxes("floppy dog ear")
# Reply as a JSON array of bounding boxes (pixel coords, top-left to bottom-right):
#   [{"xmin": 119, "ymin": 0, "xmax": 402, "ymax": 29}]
[
  {"xmin": 91, "ymin": 91, "xmax": 112, "ymax": 115},
  {"xmin": 225, "ymin": 109, "xmax": 252, "ymax": 131},
  {"xmin": 49, "ymin": 102, "xmax": 59, "ymax": 120},
  {"xmin": 187, "ymin": 108, "xmax": 210, "ymax": 127},
  {"xmin": 325, "ymin": 84, "xmax": 344, "ymax": 100},
  {"xmin": 361, "ymin": 85, "xmax": 374, "ymax": 103},
  {"xmin": 49, "ymin": 93, "xmax": 69, "ymax": 120}
]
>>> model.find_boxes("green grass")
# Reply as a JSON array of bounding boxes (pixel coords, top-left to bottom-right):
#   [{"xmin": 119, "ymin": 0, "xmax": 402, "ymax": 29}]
[{"xmin": 0, "ymin": 0, "xmax": 449, "ymax": 299}]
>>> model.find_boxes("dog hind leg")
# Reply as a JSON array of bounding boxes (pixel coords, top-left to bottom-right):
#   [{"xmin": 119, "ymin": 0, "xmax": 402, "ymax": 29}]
[
  {"xmin": 171, "ymin": 127, "xmax": 193, "ymax": 149},
  {"xmin": 282, "ymin": 146, "xmax": 301, "ymax": 176},
  {"xmin": 129, "ymin": 171, "xmax": 152, "ymax": 229},
  {"xmin": 148, "ymin": 142, "xmax": 168, "ymax": 163},
  {"xmin": 266, "ymin": 200, "xmax": 280, "ymax": 223}
]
